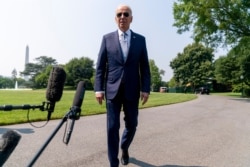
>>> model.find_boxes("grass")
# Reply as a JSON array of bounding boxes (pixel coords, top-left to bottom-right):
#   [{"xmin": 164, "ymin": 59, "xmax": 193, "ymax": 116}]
[
  {"xmin": 0, "ymin": 89, "xmax": 198, "ymax": 125},
  {"xmin": 211, "ymin": 92, "xmax": 242, "ymax": 97}
]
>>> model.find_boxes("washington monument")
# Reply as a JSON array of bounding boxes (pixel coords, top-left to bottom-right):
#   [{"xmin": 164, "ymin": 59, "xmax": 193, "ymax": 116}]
[{"xmin": 24, "ymin": 45, "xmax": 29, "ymax": 80}]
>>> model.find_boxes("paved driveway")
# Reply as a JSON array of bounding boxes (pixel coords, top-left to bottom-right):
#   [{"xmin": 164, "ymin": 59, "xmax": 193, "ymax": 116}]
[{"xmin": 2, "ymin": 95, "xmax": 250, "ymax": 167}]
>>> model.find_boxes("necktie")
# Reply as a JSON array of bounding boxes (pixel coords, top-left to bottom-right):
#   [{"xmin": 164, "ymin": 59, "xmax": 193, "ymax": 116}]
[{"xmin": 121, "ymin": 33, "xmax": 128, "ymax": 61}]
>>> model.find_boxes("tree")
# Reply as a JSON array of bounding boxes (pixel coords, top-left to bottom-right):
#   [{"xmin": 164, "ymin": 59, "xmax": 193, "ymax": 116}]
[
  {"xmin": 234, "ymin": 38, "xmax": 250, "ymax": 87},
  {"xmin": 0, "ymin": 76, "xmax": 14, "ymax": 88},
  {"xmin": 149, "ymin": 59, "xmax": 163, "ymax": 92},
  {"xmin": 214, "ymin": 54, "xmax": 239, "ymax": 85},
  {"xmin": 21, "ymin": 56, "xmax": 57, "ymax": 78},
  {"xmin": 34, "ymin": 56, "xmax": 58, "ymax": 69},
  {"xmin": 35, "ymin": 66, "xmax": 53, "ymax": 88},
  {"xmin": 214, "ymin": 38, "xmax": 250, "ymax": 94},
  {"xmin": 22, "ymin": 63, "xmax": 42, "ymax": 78},
  {"xmin": 21, "ymin": 56, "xmax": 57, "ymax": 88},
  {"xmin": 168, "ymin": 77, "xmax": 177, "ymax": 88},
  {"xmin": 170, "ymin": 43, "xmax": 214, "ymax": 89},
  {"xmin": 11, "ymin": 68, "xmax": 17, "ymax": 80},
  {"xmin": 173, "ymin": 0, "xmax": 250, "ymax": 48},
  {"xmin": 65, "ymin": 57, "xmax": 94, "ymax": 89}
]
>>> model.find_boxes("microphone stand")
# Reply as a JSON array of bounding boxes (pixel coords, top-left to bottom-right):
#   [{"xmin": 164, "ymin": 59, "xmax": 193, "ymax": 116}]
[
  {"xmin": 27, "ymin": 107, "xmax": 81, "ymax": 167},
  {"xmin": 0, "ymin": 103, "xmax": 45, "ymax": 111}
]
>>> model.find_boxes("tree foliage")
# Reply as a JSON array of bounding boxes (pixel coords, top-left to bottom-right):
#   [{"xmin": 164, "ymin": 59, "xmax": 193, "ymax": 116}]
[
  {"xmin": 0, "ymin": 76, "xmax": 14, "ymax": 88},
  {"xmin": 170, "ymin": 43, "xmax": 214, "ymax": 88},
  {"xmin": 173, "ymin": 0, "xmax": 250, "ymax": 48},
  {"xmin": 214, "ymin": 37, "xmax": 250, "ymax": 87},
  {"xmin": 214, "ymin": 55, "xmax": 238, "ymax": 85},
  {"xmin": 21, "ymin": 56, "xmax": 57, "ymax": 88},
  {"xmin": 11, "ymin": 69, "xmax": 17, "ymax": 81},
  {"xmin": 34, "ymin": 56, "xmax": 57, "ymax": 69},
  {"xmin": 149, "ymin": 59, "xmax": 164, "ymax": 91},
  {"xmin": 168, "ymin": 77, "xmax": 177, "ymax": 88},
  {"xmin": 21, "ymin": 56, "xmax": 57, "ymax": 78},
  {"xmin": 65, "ymin": 57, "xmax": 94, "ymax": 88},
  {"xmin": 35, "ymin": 66, "xmax": 53, "ymax": 88},
  {"xmin": 235, "ymin": 38, "xmax": 250, "ymax": 87}
]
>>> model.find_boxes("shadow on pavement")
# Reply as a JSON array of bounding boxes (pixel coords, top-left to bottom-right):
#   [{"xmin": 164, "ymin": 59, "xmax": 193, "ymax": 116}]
[
  {"xmin": 130, "ymin": 157, "xmax": 206, "ymax": 167},
  {"xmin": 229, "ymin": 97, "xmax": 250, "ymax": 103},
  {"xmin": 0, "ymin": 128, "xmax": 34, "ymax": 135}
]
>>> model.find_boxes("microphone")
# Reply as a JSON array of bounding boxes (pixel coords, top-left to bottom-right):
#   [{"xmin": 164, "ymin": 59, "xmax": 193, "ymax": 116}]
[
  {"xmin": 72, "ymin": 81, "xmax": 85, "ymax": 108},
  {"xmin": 0, "ymin": 130, "xmax": 21, "ymax": 166},
  {"xmin": 63, "ymin": 81, "xmax": 85, "ymax": 144},
  {"xmin": 46, "ymin": 66, "xmax": 66, "ymax": 121},
  {"xmin": 27, "ymin": 81, "xmax": 84, "ymax": 166}
]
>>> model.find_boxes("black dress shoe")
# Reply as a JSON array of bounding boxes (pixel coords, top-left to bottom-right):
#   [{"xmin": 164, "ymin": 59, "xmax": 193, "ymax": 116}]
[{"xmin": 121, "ymin": 150, "xmax": 129, "ymax": 165}]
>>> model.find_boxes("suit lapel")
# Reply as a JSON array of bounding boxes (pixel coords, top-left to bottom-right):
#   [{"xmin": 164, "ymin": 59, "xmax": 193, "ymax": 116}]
[{"xmin": 126, "ymin": 31, "xmax": 136, "ymax": 62}]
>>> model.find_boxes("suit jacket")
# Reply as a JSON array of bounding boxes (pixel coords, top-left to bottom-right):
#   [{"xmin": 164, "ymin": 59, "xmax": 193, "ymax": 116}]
[{"xmin": 94, "ymin": 30, "xmax": 151, "ymax": 101}]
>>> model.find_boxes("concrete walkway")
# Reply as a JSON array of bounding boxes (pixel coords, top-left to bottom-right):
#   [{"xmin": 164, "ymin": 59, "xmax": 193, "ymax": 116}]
[{"xmin": 2, "ymin": 95, "xmax": 250, "ymax": 167}]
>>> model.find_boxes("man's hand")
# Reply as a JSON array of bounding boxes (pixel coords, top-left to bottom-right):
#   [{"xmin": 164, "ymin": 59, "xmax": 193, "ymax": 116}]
[
  {"xmin": 140, "ymin": 92, "xmax": 149, "ymax": 105},
  {"xmin": 95, "ymin": 92, "xmax": 105, "ymax": 105}
]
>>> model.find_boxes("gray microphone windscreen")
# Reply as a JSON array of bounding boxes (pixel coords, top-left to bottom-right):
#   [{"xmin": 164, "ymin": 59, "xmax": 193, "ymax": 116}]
[{"xmin": 46, "ymin": 66, "xmax": 66, "ymax": 102}]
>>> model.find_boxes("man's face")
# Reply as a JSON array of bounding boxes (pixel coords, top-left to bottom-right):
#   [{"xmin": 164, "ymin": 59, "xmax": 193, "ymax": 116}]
[{"xmin": 115, "ymin": 6, "xmax": 133, "ymax": 32}]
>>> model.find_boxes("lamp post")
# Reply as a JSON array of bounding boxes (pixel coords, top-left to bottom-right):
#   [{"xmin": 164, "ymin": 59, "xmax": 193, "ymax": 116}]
[{"xmin": 240, "ymin": 75, "xmax": 244, "ymax": 97}]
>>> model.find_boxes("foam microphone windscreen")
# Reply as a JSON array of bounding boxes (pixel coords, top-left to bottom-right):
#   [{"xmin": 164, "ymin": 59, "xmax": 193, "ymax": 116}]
[
  {"xmin": 0, "ymin": 130, "xmax": 21, "ymax": 166},
  {"xmin": 72, "ymin": 81, "xmax": 85, "ymax": 108},
  {"xmin": 46, "ymin": 66, "xmax": 66, "ymax": 102}
]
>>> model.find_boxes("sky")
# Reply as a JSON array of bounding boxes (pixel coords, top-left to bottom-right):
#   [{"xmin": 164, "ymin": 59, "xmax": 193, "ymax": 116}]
[{"xmin": 0, "ymin": 0, "xmax": 227, "ymax": 81}]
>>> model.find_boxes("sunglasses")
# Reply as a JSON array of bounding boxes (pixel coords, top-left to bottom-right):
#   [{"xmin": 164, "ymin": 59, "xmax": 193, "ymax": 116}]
[{"xmin": 116, "ymin": 12, "xmax": 130, "ymax": 18}]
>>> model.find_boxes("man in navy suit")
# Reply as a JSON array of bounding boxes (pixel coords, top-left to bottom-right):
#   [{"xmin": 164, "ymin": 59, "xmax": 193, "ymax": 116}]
[{"xmin": 94, "ymin": 4, "xmax": 151, "ymax": 167}]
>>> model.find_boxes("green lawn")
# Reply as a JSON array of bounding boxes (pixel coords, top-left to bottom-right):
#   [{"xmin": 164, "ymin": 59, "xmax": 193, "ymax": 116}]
[
  {"xmin": 0, "ymin": 89, "xmax": 198, "ymax": 125},
  {"xmin": 211, "ymin": 92, "xmax": 242, "ymax": 97}
]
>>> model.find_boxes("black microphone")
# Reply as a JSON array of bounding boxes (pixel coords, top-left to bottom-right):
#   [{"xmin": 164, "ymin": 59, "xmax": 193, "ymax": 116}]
[
  {"xmin": 46, "ymin": 66, "xmax": 66, "ymax": 120},
  {"xmin": 0, "ymin": 130, "xmax": 21, "ymax": 166},
  {"xmin": 72, "ymin": 81, "xmax": 85, "ymax": 108},
  {"xmin": 63, "ymin": 81, "xmax": 85, "ymax": 144}
]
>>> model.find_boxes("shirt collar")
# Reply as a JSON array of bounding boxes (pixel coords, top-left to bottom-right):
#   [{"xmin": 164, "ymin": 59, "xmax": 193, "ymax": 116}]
[{"xmin": 118, "ymin": 29, "xmax": 131, "ymax": 37}]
